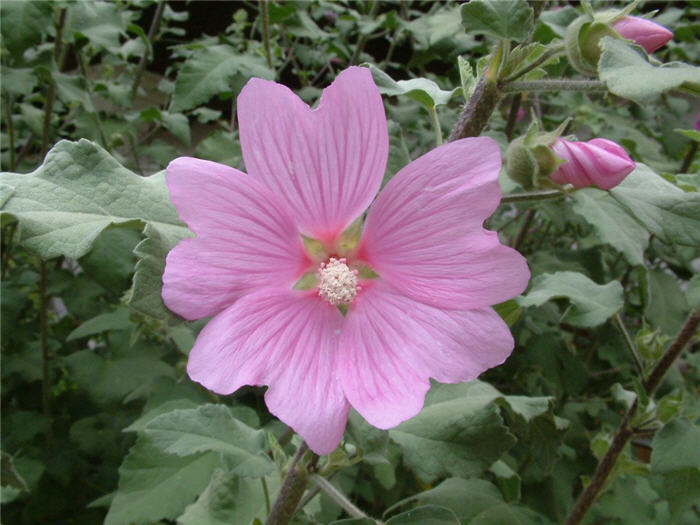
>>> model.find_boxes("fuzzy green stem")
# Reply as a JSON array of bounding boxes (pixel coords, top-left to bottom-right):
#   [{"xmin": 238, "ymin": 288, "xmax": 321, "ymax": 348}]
[
  {"xmin": 680, "ymin": 141, "xmax": 697, "ymax": 173},
  {"xmin": 429, "ymin": 106, "xmax": 443, "ymax": 146},
  {"xmin": 512, "ymin": 208, "xmax": 535, "ymax": 250},
  {"xmin": 566, "ymin": 311, "xmax": 700, "ymax": 525},
  {"xmin": 500, "ymin": 189, "xmax": 568, "ymax": 204},
  {"xmin": 77, "ymin": 52, "xmax": 110, "ymax": 151},
  {"xmin": 261, "ymin": 0, "xmax": 273, "ymax": 70},
  {"xmin": 131, "ymin": 1, "xmax": 165, "ymax": 100},
  {"xmin": 262, "ymin": 477, "xmax": 271, "ymax": 514},
  {"xmin": 265, "ymin": 442, "xmax": 317, "ymax": 525},
  {"xmin": 311, "ymin": 474, "xmax": 370, "ymax": 520},
  {"xmin": 504, "ymin": 93, "xmax": 522, "ymax": 141},
  {"xmin": 502, "ymin": 79, "xmax": 607, "ymax": 93}
]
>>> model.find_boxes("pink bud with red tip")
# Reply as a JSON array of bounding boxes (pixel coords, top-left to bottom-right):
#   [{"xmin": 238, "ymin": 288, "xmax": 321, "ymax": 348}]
[
  {"xmin": 550, "ymin": 138, "xmax": 635, "ymax": 190},
  {"xmin": 612, "ymin": 16, "xmax": 673, "ymax": 54}
]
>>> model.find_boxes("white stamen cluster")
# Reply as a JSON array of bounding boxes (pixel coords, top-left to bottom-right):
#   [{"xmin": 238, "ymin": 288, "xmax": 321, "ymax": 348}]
[{"xmin": 318, "ymin": 258, "xmax": 358, "ymax": 305}]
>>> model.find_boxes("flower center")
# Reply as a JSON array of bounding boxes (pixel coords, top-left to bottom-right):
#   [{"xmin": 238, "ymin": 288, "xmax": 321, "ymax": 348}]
[{"xmin": 318, "ymin": 258, "xmax": 358, "ymax": 305}]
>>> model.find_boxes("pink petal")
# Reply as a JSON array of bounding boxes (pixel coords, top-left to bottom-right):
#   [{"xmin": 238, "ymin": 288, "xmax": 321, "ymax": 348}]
[
  {"xmin": 339, "ymin": 281, "xmax": 514, "ymax": 429},
  {"xmin": 162, "ymin": 157, "xmax": 309, "ymax": 320},
  {"xmin": 612, "ymin": 16, "xmax": 673, "ymax": 54},
  {"xmin": 187, "ymin": 288, "xmax": 349, "ymax": 455},
  {"xmin": 358, "ymin": 138, "xmax": 530, "ymax": 309},
  {"xmin": 237, "ymin": 66, "xmax": 388, "ymax": 244}
]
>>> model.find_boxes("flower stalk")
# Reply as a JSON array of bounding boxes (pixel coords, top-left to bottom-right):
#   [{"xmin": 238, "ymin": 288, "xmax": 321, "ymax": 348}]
[
  {"xmin": 500, "ymin": 189, "xmax": 568, "ymax": 204},
  {"xmin": 265, "ymin": 442, "xmax": 318, "ymax": 525},
  {"xmin": 311, "ymin": 474, "xmax": 371, "ymax": 520},
  {"xmin": 260, "ymin": 0, "xmax": 273, "ymax": 70},
  {"xmin": 565, "ymin": 311, "xmax": 700, "ymax": 525},
  {"xmin": 429, "ymin": 107, "xmax": 443, "ymax": 146},
  {"xmin": 502, "ymin": 79, "xmax": 607, "ymax": 93},
  {"xmin": 130, "ymin": 1, "xmax": 165, "ymax": 100}
]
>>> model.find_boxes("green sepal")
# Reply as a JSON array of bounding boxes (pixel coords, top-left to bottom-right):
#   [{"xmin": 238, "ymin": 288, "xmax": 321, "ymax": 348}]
[
  {"xmin": 293, "ymin": 272, "xmax": 318, "ymax": 291},
  {"xmin": 336, "ymin": 217, "xmax": 363, "ymax": 255},
  {"xmin": 565, "ymin": 16, "xmax": 597, "ymax": 75}
]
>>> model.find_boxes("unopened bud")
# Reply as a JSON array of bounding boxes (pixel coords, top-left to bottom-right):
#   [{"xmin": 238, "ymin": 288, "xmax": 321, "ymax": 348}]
[
  {"xmin": 550, "ymin": 138, "xmax": 635, "ymax": 190},
  {"xmin": 612, "ymin": 16, "xmax": 673, "ymax": 54}
]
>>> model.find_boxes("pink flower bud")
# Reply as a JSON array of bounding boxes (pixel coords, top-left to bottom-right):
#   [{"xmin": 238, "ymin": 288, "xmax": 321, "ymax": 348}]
[
  {"xmin": 550, "ymin": 138, "xmax": 635, "ymax": 190},
  {"xmin": 612, "ymin": 16, "xmax": 673, "ymax": 54}
]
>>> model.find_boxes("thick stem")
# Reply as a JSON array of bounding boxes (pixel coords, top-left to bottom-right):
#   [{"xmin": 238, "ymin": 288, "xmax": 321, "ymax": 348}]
[
  {"xmin": 500, "ymin": 189, "xmax": 567, "ymax": 204},
  {"xmin": 41, "ymin": 7, "xmax": 67, "ymax": 158},
  {"xmin": 265, "ymin": 442, "xmax": 317, "ymax": 525},
  {"xmin": 504, "ymin": 93, "xmax": 522, "ymax": 141},
  {"xmin": 261, "ymin": 0, "xmax": 273, "ymax": 69},
  {"xmin": 565, "ymin": 311, "xmax": 700, "ymax": 525},
  {"xmin": 448, "ymin": 75, "xmax": 502, "ymax": 140},
  {"xmin": 502, "ymin": 79, "xmax": 607, "ymax": 93},
  {"xmin": 311, "ymin": 474, "xmax": 369, "ymax": 520},
  {"xmin": 131, "ymin": 1, "xmax": 165, "ymax": 100},
  {"xmin": 429, "ymin": 107, "xmax": 443, "ymax": 146}
]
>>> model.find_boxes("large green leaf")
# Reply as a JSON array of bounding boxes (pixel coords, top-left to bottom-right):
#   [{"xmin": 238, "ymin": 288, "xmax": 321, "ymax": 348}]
[
  {"xmin": 609, "ymin": 164, "xmax": 700, "ymax": 247},
  {"xmin": 105, "ymin": 437, "xmax": 222, "ymax": 525},
  {"xmin": 461, "ymin": 0, "xmax": 534, "ymax": 41},
  {"xmin": 645, "ymin": 269, "xmax": 690, "ymax": 335},
  {"xmin": 367, "ymin": 65, "xmax": 457, "ymax": 109},
  {"xmin": 598, "ymin": 37, "xmax": 700, "ymax": 104},
  {"xmin": 387, "ymin": 505, "xmax": 460, "ymax": 524},
  {"xmin": 144, "ymin": 404, "xmax": 273, "ymax": 478},
  {"xmin": 650, "ymin": 420, "xmax": 700, "ymax": 520},
  {"xmin": 0, "ymin": 1, "xmax": 52, "ymax": 60},
  {"xmin": 171, "ymin": 45, "xmax": 274, "ymax": 112},
  {"xmin": 0, "ymin": 140, "xmax": 191, "ymax": 319},
  {"xmin": 176, "ymin": 469, "xmax": 272, "ymax": 525},
  {"xmin": 571, "ymin": 189, "xmax": 649, "ymax": 266},
  {"xmin": 518, "ymin": 271, "xmax": 623, "ymax": 327},
  {"xmin": 388, "ymin": 382, "xmax": 518, "ymax": 481}
]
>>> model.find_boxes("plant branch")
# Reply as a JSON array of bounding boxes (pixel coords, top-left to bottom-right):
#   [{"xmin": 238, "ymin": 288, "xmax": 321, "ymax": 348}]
[
  {"xmin": 512, "ymin": 208, "xmax": 535, "ymax": 250},
  {"xmin": 311, "ymin": 474, "xmax": 371, "ymax": 520},
  {"xmin": 680, "ymin": 141, "xmax": 697, "ymax": 173},
  {"xmin": 429, "ymin": 107, "xmax": 443, "ymax": 146},
  {"xmin": 131, "ymin": 1, "xmax": 165, "ymax": 100},
  {"xmin": 349, "ymin": 1, "xmax": 380, "ymax": 65},
  {"xmin": 41, "ymin": 7, "xmax": 67, "ymax": 158},
  {"xmin": 500, "ymin": 189, "xmax": 568, "ymax": 204},
  {"xmin": 77, "ymin": 52, "xmax": 110, "ymax": 151},
  {"xmin": 565, "ymin": 311, "xmax": 700, "ymax": 525},
  {"xmin": 265, "ymin": 442, "xmax": 317, "ymax": 525},
  {"xmin": 502, "ymin": 79, "xmax": 607, "ymax": 93},
  {"xmin": 504, "ymin": 93, "xmax": 522, "ymax": 140}
]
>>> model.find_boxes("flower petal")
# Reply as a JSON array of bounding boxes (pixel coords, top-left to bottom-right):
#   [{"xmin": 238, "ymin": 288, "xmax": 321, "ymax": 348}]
[
  {"xmin": 187, "ymin": 288, "xmax": 348, "ymax": 455},
  {"xmin": 237, "ymin": 66, "xmax": 388, "ymax": 243},
  {"xmin": 163, "ymin": 157, "xmax": 309, "ymax": 320},
  {"xmin": 339, "ymin": 282, "xmax": 514, "ymax": 429},
  {"xmin": 359, "ymin": 138, "xmax": 530, "ymax": 309}
]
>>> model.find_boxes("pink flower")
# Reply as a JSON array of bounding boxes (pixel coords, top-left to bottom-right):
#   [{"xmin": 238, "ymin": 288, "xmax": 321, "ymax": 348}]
[
  {"xmin": 162, "ymin": 67, "xmax": 530, "ymax": 454},
  {"xmin": 550, "ymin": 138, "xmax": 635, "ymax": 190},
  {"xmin": 612, "ymin": 16, "xmax": 673, "ymax": 54}
]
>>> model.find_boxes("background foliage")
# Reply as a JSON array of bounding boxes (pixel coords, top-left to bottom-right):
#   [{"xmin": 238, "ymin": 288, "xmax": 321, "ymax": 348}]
[{"xmin": 1, "ymin": 1, "xmax": 699, "ymax": 524}]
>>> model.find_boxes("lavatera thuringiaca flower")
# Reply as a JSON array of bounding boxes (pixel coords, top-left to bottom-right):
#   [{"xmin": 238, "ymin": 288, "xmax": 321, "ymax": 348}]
[{"xmin": 162, "ymin": 66, "xmax": 530, "ymax": 455}]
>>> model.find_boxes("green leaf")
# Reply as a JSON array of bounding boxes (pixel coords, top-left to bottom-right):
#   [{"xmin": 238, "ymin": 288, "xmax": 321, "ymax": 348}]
[
  {"xmin": 65, "ymin": 0, "xmax": 126, "ymax": 49},
  {"xmin": 0, "ymin": 140, "xmax": 187, "ymax": 260},
  {"xmin": 571, "ymin": 189, "xmax": 649, "ymax": 266},
  {"xmin": 366, "ymin": 65, "xmax": 457, "ymax": 109},
  {"xmin": 64, "ymin": 347, "xmax": 174, "ymax": 404},
  {"xmin": 645, "ymin": 269, "xmax": 690, "ymax": 335},
  {"xmin": 388, "ymin": 382, "xmax": 517, "ymax": 482},
  {"xmin": 598, "ymin": 37, "xmax": 700, "ymax": 104},
  {"xmin": 0, "ymin": 1, "xmax": 52, "ymax": 59},
  {"xmin": 686, "ymin": 275, "xmax": 700, "ymax": 311},
  {"xmin": 66, "ymin": 308, "xmax": 132, "ymax": 341},
  {"xmin": 105, "ymin": 437, "xmax": 222, "ymax": 525},
  {"xmin": 461, "ymin": 0, "xmax": 534, "ymax": 41},
  {"xmin": 171, "ymin": 45, "xmax": 274, "ymax": 112},
  {"xmin": 144, "ymin": 404, "xmax": 273, "ymax": 477},
  {"xmin": 139, "ymin": 108, "xmax": 191, "ymax": 146},
  {"xmin": 674, "ymin": 128, "xmax": 700, "ymax": 142},
  {"xmin": 651, "ymin": 420, "xmax": 700, "ymax": 474},
  {"xmin": 650, "ymin": 420, "xmax": 700, "ymax": 520},
  {"xmin": 176, "ymin": 469, "xmax": 273, "ymax": 525},
  {"xmin": 493, "ymin": 299, "xmax": 522, "ymax": 327},
  {"xmin": 518, "ymin": 271, "xmax": 624, "ymax": 327},
  {"xmin": 609, "ymin": 164, "xmax": 700, "ymax": 247},
  {"xmin": 386, "ymin": 505, "xmax": 460, "ymax": 524},
  {"xmin": 1, "ymin": 67, "xmax": 37, "ymax": 96}
]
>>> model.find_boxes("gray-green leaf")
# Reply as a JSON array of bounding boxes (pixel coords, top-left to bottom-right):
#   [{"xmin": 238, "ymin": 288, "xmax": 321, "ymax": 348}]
[
  {"xmin": 461, "ymin": 0, "xmax": 534, "ymax": 41},
  {"xmin": 518, "ymin": 271, "xmax": 623, "ymax": 327},
  {"xmin": 366, "ymin": 65, "xmax": 457, "ymax": 109},
  {"xmin": 598, "ymin": 37, "xmax": 700, "ymax": 104}
]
